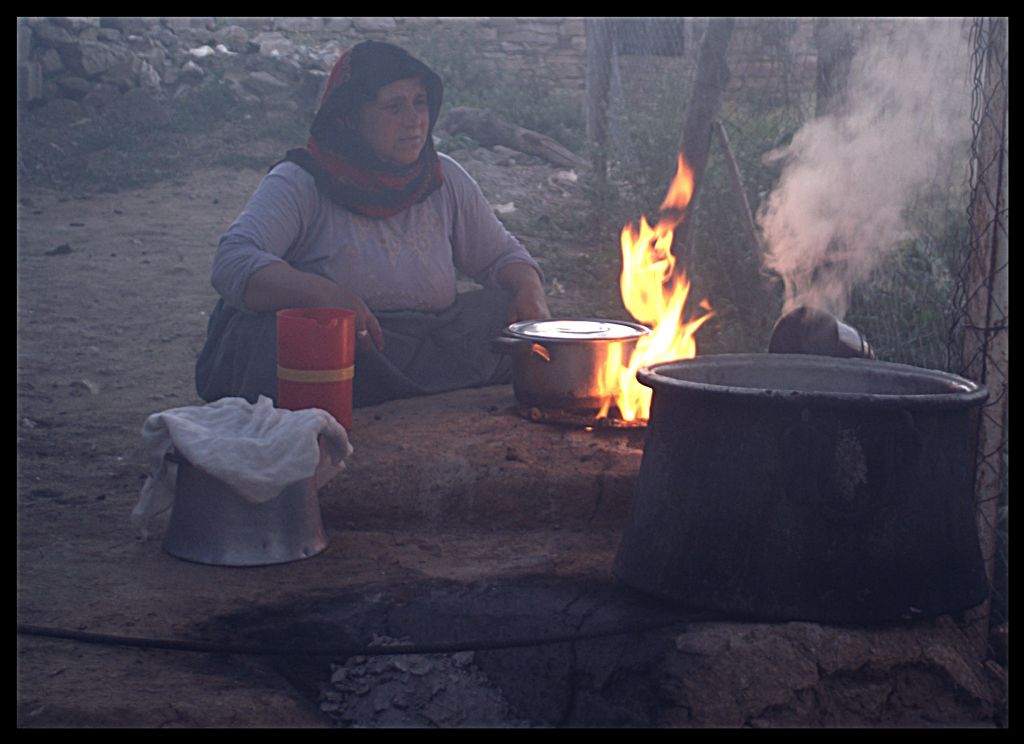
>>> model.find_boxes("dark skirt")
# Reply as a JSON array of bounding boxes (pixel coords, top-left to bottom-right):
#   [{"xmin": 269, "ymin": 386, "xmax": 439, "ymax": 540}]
[{"xmin": 195, "ymin": 289, "xmax": 514, "ymax": 409}]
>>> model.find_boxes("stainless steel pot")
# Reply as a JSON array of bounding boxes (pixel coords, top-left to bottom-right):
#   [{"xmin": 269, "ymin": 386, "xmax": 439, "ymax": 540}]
[{"xmin": 492, "ymin": 318, "xmax": 651, "ymax": 412}]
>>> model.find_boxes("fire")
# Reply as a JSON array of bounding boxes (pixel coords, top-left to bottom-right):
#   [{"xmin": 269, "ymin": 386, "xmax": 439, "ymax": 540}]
[{"xmin": 597, "ymin": 152, "xmax": 714, "ymax": 422}]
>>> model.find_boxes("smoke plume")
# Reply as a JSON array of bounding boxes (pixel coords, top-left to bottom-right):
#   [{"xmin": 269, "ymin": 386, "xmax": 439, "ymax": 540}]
[{"xmin": 757, "ymin": 18, "xmax": 972, "ymax": 318}]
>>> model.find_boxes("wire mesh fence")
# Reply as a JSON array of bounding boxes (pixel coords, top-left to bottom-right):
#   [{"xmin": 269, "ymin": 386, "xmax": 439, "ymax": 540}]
[{"xmin": 954, "ymin": 16, "xmax": 1009, "ymax": 655}]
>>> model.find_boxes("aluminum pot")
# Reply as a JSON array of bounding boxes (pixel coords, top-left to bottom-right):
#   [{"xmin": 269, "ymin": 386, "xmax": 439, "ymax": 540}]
[
  {"xmin": 162, "ymin": 452, "xmax": 329, "ymax": 567},
  {"xmin": 492, "ymin": 318, "xmax": 651, "ymax": 412},
  {"xmin": 614, "ymin": 353, "xmax": 990, "ymax": 623}
]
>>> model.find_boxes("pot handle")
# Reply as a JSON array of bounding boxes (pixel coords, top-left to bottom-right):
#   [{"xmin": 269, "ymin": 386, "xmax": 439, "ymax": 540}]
[{"xmin": 490, "ymin": 336, "xmax": 552, "ymax": 362}]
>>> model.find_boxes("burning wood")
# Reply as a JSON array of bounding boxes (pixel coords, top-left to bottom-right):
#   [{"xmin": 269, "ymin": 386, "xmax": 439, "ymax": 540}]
[{"xmin": 595, "ymin": 152, "xmax": 715, "ymax": 423}]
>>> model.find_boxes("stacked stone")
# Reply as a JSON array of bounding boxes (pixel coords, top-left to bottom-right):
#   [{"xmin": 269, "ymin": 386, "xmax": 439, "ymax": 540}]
[
  {"xmin": 725, "ymin": 18, "xmax": 817, "ymax": 100},
  {"xmin": 16, "ymin": 16, "xmax": 591, "ymax": 122},
  {"xmin": 17, "ymin": 17, "xmax": 341, "ymax": 121}
]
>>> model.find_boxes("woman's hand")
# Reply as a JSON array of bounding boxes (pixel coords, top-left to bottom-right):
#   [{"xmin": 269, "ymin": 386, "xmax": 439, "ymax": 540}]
[
  {"xmin": 506, "ymin": 284, "xmax": 551, "ymax": 324},
  {"xmin": 496, "ymin": 262, "xmax": 551, "ymax": 323},
  {"xmin": 242, "ymin": 262, "xmax": 385, "ymax": 352},
  {"xmin": 328, "ymin": 286, "xmax": 385, "ymax": 353}
]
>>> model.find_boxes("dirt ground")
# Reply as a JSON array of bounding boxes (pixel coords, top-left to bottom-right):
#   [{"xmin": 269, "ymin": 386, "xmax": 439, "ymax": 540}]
[{"xmin": 17, "ymin": 167, "xmax": 261, "ymax": 508}]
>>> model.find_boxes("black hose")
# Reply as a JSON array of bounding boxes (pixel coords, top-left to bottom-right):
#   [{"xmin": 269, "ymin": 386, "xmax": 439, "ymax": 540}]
[{"xmin": 16, "ymin": 616, "xmax": 696, "ymax": 658}]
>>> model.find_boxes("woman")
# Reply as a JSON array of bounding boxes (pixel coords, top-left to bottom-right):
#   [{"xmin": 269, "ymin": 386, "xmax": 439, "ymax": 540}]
[{"xmin": 196, "ymin": 40, "xmax": 549, "ymax": 408}]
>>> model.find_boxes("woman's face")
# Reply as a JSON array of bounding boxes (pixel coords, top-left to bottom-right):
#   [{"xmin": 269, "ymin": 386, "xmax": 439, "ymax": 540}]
[{"xmin": 353, "ymin": 77, "xmax": 430, "ymax": 166}]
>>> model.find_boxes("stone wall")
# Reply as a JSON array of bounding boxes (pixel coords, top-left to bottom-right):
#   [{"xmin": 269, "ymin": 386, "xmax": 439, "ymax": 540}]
[
  {"xmin": 16, "ymin": 17, "xmax": 817, "ymax": 124},
  {"xmin": 16, "ymin": 17, "xmax": 589, "ymax": 121},
  {"xmin": 727, "ymin": 18, "xmax": 817, "ymax": 100}
]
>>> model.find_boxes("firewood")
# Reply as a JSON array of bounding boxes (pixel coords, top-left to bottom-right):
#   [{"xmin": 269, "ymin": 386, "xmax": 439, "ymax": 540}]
[{"xmin": 442, "ymin": 106, "xmax": 586, "ymax": 170}]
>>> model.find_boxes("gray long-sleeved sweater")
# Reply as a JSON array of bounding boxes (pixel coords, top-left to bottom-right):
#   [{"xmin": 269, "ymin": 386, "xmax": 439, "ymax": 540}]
[{"xmin": 211, "ymin": 153, "xmax": 542, "ymax": 313}]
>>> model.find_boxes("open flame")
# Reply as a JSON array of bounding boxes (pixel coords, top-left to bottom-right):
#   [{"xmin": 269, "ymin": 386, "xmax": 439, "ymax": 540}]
[{"xmin": 596, "ymin": 152, "xmax": 715, "ymax": 423}]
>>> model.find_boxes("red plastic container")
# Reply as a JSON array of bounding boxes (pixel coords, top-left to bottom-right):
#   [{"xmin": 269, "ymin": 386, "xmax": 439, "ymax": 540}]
[{"xmin": 276, "ymin": 308, "xmax": 355, "ymax": 430}]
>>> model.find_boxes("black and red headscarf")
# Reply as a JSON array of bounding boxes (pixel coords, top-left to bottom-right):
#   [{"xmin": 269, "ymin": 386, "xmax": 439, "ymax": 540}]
[{"xmin": 282, "ymin": 40, "xmax": 444, "ymax": 219}]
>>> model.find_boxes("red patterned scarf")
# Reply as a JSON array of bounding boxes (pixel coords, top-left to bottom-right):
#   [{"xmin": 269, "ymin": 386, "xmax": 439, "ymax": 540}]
[{"xmin": 283, "ymin": 41, "xmax": 444, "ymax": 219}]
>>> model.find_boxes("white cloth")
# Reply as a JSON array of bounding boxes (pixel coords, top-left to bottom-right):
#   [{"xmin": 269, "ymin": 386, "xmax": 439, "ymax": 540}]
[{"xmin": 132, "ymin": 396, "xmax": 353, "ymax": 535}]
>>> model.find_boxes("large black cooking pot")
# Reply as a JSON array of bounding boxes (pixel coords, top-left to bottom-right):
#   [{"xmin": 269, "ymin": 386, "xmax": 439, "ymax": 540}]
[{"xmin": 613, "ymin": 353, "xmax": 989, "ymax": 624}]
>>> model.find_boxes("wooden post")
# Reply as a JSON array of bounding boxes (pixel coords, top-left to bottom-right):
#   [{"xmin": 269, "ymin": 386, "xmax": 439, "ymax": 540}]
[
  {"xmin": 672, "ymin": 17, "xmax": 734, "ymax": 259},
  {"xmin": 961, "ymin": 16, "xmax": 1009, "ymax": 660},
  {"xmin": 585, "ymin": 18, "xmax": 614, "ymax": 184},
  {"xmin": 712, "ymin": 120, "xmax": 765, "ymax": 265}
]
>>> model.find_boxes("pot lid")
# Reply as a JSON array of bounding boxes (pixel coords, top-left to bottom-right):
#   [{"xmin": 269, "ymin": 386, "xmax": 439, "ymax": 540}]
[{"xmin": 508, "ymin": 318, "xmax": 650, "ymax": 340}]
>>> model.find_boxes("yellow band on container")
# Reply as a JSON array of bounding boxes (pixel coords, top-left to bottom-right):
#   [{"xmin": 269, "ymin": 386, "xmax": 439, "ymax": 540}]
[{"xmin": 277, "ymin": 364, "xmax": 354, "ymax": 384}]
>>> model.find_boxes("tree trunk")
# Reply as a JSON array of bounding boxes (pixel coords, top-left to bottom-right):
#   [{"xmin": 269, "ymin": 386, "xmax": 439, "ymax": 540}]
[{"xmin": 671, "ymin": 17, "xmax": 734, "ymax": 259}]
